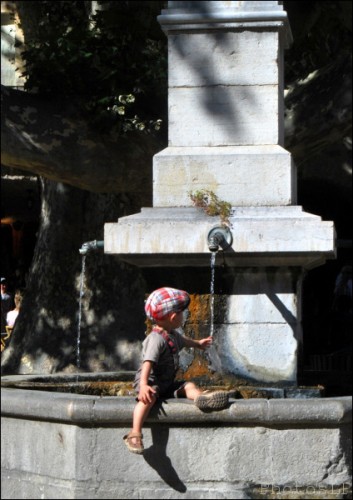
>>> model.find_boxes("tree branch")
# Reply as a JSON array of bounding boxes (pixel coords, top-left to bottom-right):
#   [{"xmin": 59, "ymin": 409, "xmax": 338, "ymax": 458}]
[{"xmin": 1, "ymin": 85, "xmax": 162, "ymax": 196}]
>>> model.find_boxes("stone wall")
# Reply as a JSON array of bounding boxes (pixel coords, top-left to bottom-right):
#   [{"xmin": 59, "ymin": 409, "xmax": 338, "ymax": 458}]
[{"xmin": 1, "ymin": 380, "xmax": 351, "ymax": 499}]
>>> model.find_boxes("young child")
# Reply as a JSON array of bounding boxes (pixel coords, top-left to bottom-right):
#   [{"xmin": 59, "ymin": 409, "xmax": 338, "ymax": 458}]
[{"xmin": 123, "ymin": 287, "xmax": 229, "ymax": 454}]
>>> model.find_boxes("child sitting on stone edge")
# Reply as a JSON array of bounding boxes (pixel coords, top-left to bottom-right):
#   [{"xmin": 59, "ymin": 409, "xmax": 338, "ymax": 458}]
[{"xmin": 123, "ymin": 287, "xmax": 229, "ymax": 455}]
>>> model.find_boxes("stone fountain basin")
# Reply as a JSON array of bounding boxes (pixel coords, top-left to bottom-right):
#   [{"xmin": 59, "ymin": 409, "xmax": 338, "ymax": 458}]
[
  {"xmin": 1, "ymin": 372, "xmax": 325, "ymax": 398},
  {"xmin": 1, "ymin": 372, "xmax": 351, "ymax": 499}
]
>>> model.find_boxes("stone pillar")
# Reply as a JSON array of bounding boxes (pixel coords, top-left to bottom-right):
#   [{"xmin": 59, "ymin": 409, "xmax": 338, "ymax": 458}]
[
  {"xmin": 104, "ymin": 1, "xmax": 336, "ymax": 384},
  {"xmin": 154, "ymin": 0, "xmax": 294, "ymax": 208}
]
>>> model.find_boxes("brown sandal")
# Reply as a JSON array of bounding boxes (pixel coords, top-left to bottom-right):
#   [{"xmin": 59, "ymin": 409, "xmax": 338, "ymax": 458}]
[{"xmin": 123, "ymin": 431, "xmax": 144, "ymax": 454}]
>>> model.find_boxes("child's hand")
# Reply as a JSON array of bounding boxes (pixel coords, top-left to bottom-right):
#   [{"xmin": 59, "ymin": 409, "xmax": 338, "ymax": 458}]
[
  {"xmin": 198, "ymin": 336, "xmax": 213, "ymax": 350},
  {"xmin": 138, "ymin": 384, "xmax": 157, "ymax": 404}
]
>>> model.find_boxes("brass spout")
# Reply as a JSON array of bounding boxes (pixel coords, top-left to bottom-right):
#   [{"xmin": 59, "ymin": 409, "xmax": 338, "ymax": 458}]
[{"xmin": 79, "ymin": 240, "xmax": 104, "ymax": 255}]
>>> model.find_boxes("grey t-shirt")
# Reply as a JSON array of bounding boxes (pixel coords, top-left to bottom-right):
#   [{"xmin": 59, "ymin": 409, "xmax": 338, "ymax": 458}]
[{"xmin": 134, "ymin": 329, "xmax": 187, "ymax": 393}]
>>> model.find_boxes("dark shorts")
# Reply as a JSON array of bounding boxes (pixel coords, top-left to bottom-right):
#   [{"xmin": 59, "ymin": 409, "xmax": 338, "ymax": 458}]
[{"xmin": 135, "ymin": 380, "xmax": 186, "ymax": 401}]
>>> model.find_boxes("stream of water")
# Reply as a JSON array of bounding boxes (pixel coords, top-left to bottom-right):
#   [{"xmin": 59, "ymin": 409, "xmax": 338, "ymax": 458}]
[
  {"xmin": 210, "ymin": 252, "xmax": 216, "ymax": 337},
  {"xmin": 77, "ymin": 254, "xmax": 86, "ymax": 371},
  {"xmin": 207, "ymin": 252, "xmax": 223, "ymax": 373}
]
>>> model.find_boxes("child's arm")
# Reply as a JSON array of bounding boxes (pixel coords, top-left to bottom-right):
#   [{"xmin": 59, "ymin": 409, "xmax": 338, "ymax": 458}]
[
  {"xmin": 183, "ymin": 335, "xmax": 213, "ymax": 351},
  {"xmin": 137, "ymin": 360, "xmax": 157, "ymax": 404}
]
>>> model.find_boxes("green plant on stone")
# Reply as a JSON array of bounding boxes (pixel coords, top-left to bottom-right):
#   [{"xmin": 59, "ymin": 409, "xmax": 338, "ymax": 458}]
[{"xmin": 189, "ymin": 190, "xmax": 232, "ymax": 226}]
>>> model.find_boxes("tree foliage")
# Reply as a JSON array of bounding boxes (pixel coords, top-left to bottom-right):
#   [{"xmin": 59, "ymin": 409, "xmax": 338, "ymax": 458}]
[
  {"xmin": 17, "ymin": 0, "xmax": 167, "ymax": 136},
  {"xmin": 284, "ymin": 0, "xmax": 352, "ymax": 84}
]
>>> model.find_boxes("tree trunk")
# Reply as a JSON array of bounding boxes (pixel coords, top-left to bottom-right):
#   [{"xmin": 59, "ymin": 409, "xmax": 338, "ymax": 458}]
[{"xmin": 1, "ymin": 179, "xmax": 147, "ymax": 374}]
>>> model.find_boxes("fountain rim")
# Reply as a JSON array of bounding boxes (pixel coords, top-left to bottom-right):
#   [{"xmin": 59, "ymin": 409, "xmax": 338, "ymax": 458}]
[{"xmin": 1, "ymin": 373, "xmax": 351, "ymax": 427}]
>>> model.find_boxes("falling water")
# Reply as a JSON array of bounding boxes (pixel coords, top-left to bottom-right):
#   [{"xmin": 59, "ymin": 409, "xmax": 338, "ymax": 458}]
[
  {"xmin": 77, "ymin": 254, "xmax": 86, "ymax": 370},
  {"xmin": 210, "ymin": 252, "xmax": 216, "ymax": 337},
  {"xmin": 207, "ymin": 252, "xmax": 223, "ymax": 373}
]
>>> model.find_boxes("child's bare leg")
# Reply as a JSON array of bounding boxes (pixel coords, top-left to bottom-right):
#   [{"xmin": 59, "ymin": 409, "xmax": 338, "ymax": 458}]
[
  {"xmin": 181, "ymin": 382, "xmax": 203, "ymax": 401},
  {"xmin": 124, "ymin": 394, "xmax": 157, "ymax": 453},
  {"xmin": 132, "ymin": 398, "xmax": 155, "ymax": 435}
]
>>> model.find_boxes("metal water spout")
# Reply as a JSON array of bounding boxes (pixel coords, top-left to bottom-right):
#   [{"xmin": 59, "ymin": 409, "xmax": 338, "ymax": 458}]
[
  {"xmin": 79, "ymin": 240, "xmax": 104, "ymax": 255},
  {"xmin": 207, "ymin": 226, "xmax": 233, "ymax": 252}
]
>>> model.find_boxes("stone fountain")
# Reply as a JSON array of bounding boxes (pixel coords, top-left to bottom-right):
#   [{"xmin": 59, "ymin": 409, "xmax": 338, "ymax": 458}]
[
  {"xmin": 104, "ymin": 0, "xmax": 335, "ymax": 385},
  {"xmin": 1, "ymin": 2, "xmax": 351, "ymax": 498}
]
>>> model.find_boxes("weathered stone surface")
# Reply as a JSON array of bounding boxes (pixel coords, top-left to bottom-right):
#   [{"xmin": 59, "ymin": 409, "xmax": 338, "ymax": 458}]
[
  {"xmin": 169, "ymin": 85, "xmax": 280, "ymax": 146},
  {"xmin": 153, "ymin": 146, "xmax": 296, "ymax": 206},
  {"xmin": 225, "ymin": 279, "xmax": 297, "ymax": 324},
  {"xmin": 217, "ymin": 323, "xmax": 298, "ymax": 382},
  {"xmin": 104, "ymin": 206, "xmax": 335, "ymax": 269},
  {"xmin": 168, "ymin": 32, "xmax": 280, "ymax": 88},
  {"xmin": 1, "ymin": 383, "xmax": 352, "ymax": 499}
]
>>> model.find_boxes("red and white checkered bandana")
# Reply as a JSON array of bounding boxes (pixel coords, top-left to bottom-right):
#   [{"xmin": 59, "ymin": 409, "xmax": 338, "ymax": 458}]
[{"xmin": 145, "ymin": 287, "xmax": 190, "ymax": 320}]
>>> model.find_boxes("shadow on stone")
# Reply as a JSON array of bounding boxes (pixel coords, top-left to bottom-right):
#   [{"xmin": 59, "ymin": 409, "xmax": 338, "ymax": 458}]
[{"xmin": 143, "ymin": 403, "xmax": 187, "ymax": 493}]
